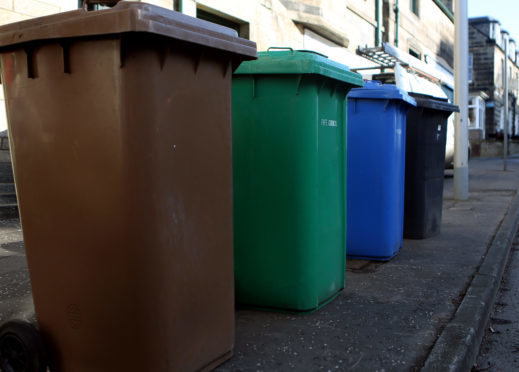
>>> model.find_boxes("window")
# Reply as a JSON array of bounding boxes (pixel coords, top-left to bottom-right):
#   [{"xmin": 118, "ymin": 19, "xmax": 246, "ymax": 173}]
[
  {"xmin": 303, "ymin": 29, "xmax": 358, "ymax": 66},
  {"xmin": 410, "ymin": 0, "xmax": 419, "ymax": 16},
  {"xmin": 409, "ymin": 48, "xmax": 421, "ymax": 60},
  {"xmin": 439, "ymin": 0, "xmax": 453, "ymax": 12},
  {"xmin": 468, "ymin": 53, "xmax": 473, "ymax": 83},
  {"xmin": 509, "ymin": 43, "xmax": 516, "ymax": 61},
  {"xmin": 78, "ymin": 0, "xmax": 111, "ymax": 10},
  {"xmin": 494, "ymin": 25, "xmax": 502, "ymax": 46},
  {"xmin": 197, "ymin": 9, "xmax": 240, "ymax": 34},
  {"xmin": 196, "ymin": 8, "xmax": 249, "ymax": 39},
  {"xmin": 500, "ymin": 58, "xmax": 504, "ymax": 87},
  {"xmin": 173, "ymin": 0, "xmax": 181, "ymax": 12}
]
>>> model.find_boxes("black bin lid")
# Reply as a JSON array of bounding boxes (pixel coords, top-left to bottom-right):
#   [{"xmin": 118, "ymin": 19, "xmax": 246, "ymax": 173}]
[{"xmin": 409, "ymin": 92, "xmax": 460, "ymax": 113}]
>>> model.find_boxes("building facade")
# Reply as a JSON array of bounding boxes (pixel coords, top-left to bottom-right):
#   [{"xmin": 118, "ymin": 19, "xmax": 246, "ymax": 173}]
[
  {"xmin": 469, "ymin": 17, "xmax": 519, "ymax": 138},
  {"xmin": 0, "ymin": 0, "xmax": 456, "ymax": 131},
  {"xmin": 185, "ymin": 0, "xmax": 455, "ymax": 77}
]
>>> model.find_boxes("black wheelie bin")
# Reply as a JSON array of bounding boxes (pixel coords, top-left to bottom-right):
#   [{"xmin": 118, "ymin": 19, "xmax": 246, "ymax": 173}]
[{"xmin": 404, "ymin": 93, "xmax": 459, "ymax": 239}]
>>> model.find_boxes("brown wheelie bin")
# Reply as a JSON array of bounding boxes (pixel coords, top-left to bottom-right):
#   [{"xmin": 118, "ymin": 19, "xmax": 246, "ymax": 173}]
[{"xmin": 0, "ymin": 2, "xmax": 256, "ymax": 371}]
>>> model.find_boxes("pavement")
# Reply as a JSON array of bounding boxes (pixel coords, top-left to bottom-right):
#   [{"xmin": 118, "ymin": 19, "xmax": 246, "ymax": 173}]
[
  {"xmin": 216, "ymin": 156, "xmax": 519, "ymax": 372},
  {"xmin": 1, "ymin": 156, "xmax": 519, "ymax": 371}
]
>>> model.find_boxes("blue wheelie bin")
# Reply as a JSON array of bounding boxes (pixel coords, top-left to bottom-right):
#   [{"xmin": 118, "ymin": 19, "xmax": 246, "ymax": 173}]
[{"xmin": 347, "ymin": 81, "xmax": 416, "ymax": 260}]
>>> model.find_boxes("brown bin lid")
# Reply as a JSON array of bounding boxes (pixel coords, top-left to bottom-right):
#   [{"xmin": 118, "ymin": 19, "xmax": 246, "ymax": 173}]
[{"xmin": 0, "ymin": 1, "xmax": 256, "ymax": 58}]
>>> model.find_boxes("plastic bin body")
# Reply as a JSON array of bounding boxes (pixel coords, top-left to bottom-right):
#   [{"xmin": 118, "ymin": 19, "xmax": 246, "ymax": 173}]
[
  {"xmin": 233, "ymin": 50, "xmax": 363, "ymax": 312},
  {"xmin": 0, "ymin": 3, "xmax": 256, "ymax": 371},
  {"xmin": 404, "ymin": 94, "xmax": 459, "ymax": 239},
  {"xmin": 347, "ymin": 82, "xmax": 416, "ymax": 261}
]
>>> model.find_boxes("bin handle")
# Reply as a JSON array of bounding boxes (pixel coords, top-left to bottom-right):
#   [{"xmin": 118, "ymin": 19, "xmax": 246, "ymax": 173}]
[
  {"xmin": 297, "ymin": 49, "xmax": 328, "ymax": 58},
  {"xmin": 267, "ymin": 47, "xmax": 294, "ymax": 54}
]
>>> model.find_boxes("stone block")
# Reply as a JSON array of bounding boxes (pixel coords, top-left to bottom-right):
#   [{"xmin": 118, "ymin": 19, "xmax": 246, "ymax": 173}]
[
  {"xmin": 14, "ymin": 0, "xmax": 60, "ymax": 17},
  {"xmin": 0, "ymin": 8, "xmax": 29, "ymax": 25},
  {"xmin": 0, "ymin": 0, "xmax": 13, "ymax": 11}
]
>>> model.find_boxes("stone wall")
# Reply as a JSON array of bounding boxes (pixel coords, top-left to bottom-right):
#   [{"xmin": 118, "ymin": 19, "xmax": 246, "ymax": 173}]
[
  {"xmin": 472, "ymin": 139, "xmax": 519, "ymax": 158},
  {"xmin": 389, "ymin": 0, "xmax": 455, "ymax": 67},
  {"xmin": 197, "ymin": 0, "xmax": 303, "ymax": 51},
  {"xmin": 467, "ymin": 21, "xmax": 495, "ymax": 134},
  {"xmin": 469, "ymin": 18, "xmax": 519, "ymax": 137},
  {"xmin": 0, "ymin": 0, "xmax": 77, "ymax": 24},
  {"xmin": 0, "ymin": 0, "xmax": 457, "ymax": 131},
  {"xmin": 0, "ymin": 0, "xmax": 456, "ymax": 68},
  {"xmin": 0, "ymin": 0, "xmax": 179, "ymax": 132}
]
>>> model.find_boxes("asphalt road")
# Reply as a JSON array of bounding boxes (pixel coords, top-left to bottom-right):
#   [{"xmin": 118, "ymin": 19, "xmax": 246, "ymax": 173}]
[{"xmin": 475, "ymin": 229, "xmax": 519, "ymax": 371}]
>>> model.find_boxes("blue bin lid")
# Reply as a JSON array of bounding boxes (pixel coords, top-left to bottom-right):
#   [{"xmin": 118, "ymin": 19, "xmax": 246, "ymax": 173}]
[{"xmin": 348, "ymin": 81, "xmax": 416, "ymax": 106}]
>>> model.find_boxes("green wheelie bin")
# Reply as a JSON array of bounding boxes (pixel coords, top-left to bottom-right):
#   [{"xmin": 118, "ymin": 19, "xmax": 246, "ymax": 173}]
[{"xmin": 232, "ymin": 48, "xmax": 363, "ymax": 312}]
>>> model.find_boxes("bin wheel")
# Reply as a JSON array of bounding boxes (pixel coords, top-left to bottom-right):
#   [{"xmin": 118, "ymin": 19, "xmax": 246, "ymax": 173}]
[{"xmin": 0, "ymin": 320, "xmax": 48, "ymax": 372}]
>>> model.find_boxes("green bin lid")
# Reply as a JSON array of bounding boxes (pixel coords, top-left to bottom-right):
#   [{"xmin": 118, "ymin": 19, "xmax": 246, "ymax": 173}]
[{"xmin": 234, "ymin": 47, "xmax": 364, "ymax": 87}]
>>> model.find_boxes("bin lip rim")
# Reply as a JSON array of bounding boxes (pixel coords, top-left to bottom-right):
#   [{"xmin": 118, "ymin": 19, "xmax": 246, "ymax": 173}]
[
  {"xmin": 0, "ymin": 2, "xmax": 257, "ymax": 59},
  {"xmin": 347, "ymin": 82, "xmax": 417, "ymax": 106},
  {"xmin": 408, "ymin": 92, "xmax": 460, "ymax": 112},
  {"xmin": 233, "ymin": 49, "xmax": 364, "ymax": 87}
]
